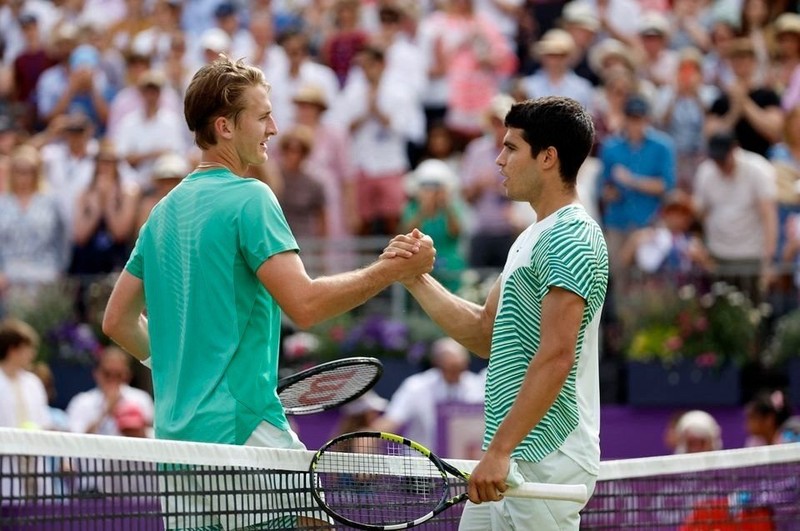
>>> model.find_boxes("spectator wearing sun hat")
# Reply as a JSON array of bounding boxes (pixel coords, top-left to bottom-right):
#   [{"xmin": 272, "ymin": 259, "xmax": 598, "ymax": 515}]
[
  {"xmin": 619, "ymin": 189, "xmax": 712, "ymax": 277},
  {"xmin": 135, "ymin": 152, "xmax": 188, "ymax": 233},
  {"xmin": 401, "ymin": 159, "xmax": 467, "ymax": 291},
  {"xmin": 706, "ymin": 37, "xmax": 783, "ymax": 159},
  {"xmin": 461, "ymin": 93, "xmax": 518, "ymax": 269},
  {"xmin": 517, "ymin": 28, "xmax": 595, "ymax": 111},
  {"xmin": 773, "ymin": 13, "xmax": 800, "ymax": 110},
  {"xmin": 634, "ymin": 11, "xmax": 679, "ymax": 88},
  {"xmin": 559, "ymin": 1, "xmax": 602, "ymax": 85},
  {"xmin": 292, "ymin": 84, "xmax": 357, "ymax": 242},
  {"xmin": 113, "ymin": 70, "xmax": 189, "ymax": 188},
  {"xmin": 653, "ymin": 47, "xmax": 719, "ymax": 190}
]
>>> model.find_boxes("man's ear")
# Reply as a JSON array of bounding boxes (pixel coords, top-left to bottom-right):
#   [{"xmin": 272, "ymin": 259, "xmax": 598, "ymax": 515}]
[
  {"xmin": 541, "ymin": 146, "xmax": 558, "ymax": 170},
  {"xmin": 214, "ymin": 116, "xmax": 234, "ymax": 140}
]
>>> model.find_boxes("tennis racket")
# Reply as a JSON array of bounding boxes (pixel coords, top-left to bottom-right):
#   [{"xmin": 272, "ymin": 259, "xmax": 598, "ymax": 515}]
[
  {"xmin": 278, "ymin": 357, "xmax": 383, "ymax": 415},
  {"xmin": 309, "ymin": 431, "xmax": 589, "ymax": 530}
]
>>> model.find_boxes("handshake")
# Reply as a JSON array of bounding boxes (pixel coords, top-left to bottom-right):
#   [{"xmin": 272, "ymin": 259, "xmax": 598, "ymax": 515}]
[{"xmin": 380, "ymin": 228, "xmax": 437, "ymax": 282}]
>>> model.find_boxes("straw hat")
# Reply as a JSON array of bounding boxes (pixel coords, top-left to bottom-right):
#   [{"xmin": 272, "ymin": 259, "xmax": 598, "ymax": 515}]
[
  {"xmin": 638, "ymin": 11, "xmax": 671, "ymax": 37},
  {"xmin": 533, "ymin": 29, "xmax": 576, "ymax": 57},
  {"xmin": 292, "ymin": 84, "xmax": 328, "ymax": 110},
  {"xmin": 152, "ymin": 152, "xmax": 188, "ymax": 180},
  {"xmin": 774, "ymin": 13, "xmax": 800, "ymax": 37},
  {"xmin": 589, "ymin": 38, "xmax": 637, "ymax": 74},
  {"xmin": 725, "ymin": 37, "xmax": 757, "ymax": 58},
  {"xmin": 482, "ymin": 93, "xmax": 516, "ymax": 127},
  {"xmin": 561, "ymin": 2, "xmax": 600, "ymax": 33}
]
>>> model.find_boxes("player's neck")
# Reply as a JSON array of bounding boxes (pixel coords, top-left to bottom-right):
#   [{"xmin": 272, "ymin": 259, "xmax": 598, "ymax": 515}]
[
  {"xmin": 531, "ymin": 188, "xmax": 578, "ymax": 221},
  {"xmin": 197, "ymin": 149, "xmax": 246, "ymax": 176}
]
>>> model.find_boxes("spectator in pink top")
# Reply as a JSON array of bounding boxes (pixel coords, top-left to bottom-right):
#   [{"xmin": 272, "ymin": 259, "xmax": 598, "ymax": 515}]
[{"xmin": 416, "ymin": 0, "xmax": 517, "ymax": 144}]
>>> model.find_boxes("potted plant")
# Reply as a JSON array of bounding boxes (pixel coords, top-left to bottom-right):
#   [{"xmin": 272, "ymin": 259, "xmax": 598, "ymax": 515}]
[
  {"xmin": 620, "ymin": 282, "xmax": 766, "ymax": 406},
  {"xmin": 763, "ymin": 308, "xmax": 800, "ymax": 403}
]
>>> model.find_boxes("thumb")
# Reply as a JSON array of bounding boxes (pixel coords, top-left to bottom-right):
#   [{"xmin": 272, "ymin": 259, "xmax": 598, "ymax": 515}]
[{"xmin": 411, "ymin": 228, "xmax": 424, "ymax": 239}]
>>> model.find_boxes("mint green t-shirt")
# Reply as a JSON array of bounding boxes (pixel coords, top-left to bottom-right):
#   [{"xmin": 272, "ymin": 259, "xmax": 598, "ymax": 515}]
[{"xmin": 125, "ymin": 168, "xmax": 298, "ymax": 444}]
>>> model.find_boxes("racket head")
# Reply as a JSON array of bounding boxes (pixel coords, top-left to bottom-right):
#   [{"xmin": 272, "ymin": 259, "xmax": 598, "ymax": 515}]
[
  {"xmin": 278, "ymin": 357, "xmax": 383, "ymax": 415},
  {"xmin": 309, "ymin": 431, "xmax": 461, "ymax": 531}
]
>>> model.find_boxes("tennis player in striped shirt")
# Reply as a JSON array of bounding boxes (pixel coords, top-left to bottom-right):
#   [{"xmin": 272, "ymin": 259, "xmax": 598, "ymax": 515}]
[{"xmin": 387, "ymin": 96, "xmax": 609, "ymax": 530}]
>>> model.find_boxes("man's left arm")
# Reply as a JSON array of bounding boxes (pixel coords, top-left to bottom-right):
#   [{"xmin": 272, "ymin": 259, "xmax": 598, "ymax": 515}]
[
  {"xmin": 467, "ymin": 286, "xmax": 585, "ymax": 503},
  {"xmin": 103, "ymin": 271, "xmax": 150, "ymax": 362}
]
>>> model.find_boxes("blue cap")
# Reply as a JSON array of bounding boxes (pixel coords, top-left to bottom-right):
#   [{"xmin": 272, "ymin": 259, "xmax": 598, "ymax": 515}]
[
  {"xmin": 624, "ymin": 94, "xmax": 650, "ymax": 118},
  {"xmin": 69, "ymin": 44, "xmax": 100, "ymax": 69},
  {"xmin": 214, "ymin": 1, "xmax": 237, "ymax": 18}
]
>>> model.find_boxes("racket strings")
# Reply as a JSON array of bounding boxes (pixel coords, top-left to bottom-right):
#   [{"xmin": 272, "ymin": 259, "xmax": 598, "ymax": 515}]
[
  {"xmin": 279, "ymin": 364, "xmax": 380, "ymax": 413},
  {"xmin": 314, "ymin": 437, "xmax": 449, "ymax": 526}
]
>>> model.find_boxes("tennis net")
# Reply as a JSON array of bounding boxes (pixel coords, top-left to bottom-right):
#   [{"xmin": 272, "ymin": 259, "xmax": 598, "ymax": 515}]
[
  {"xmin": 583, "ymin": 443, "xmax": 800, "ymax": 529},
  {"xmin": 1, "ymin": 428, "xmax": 799, "ymax": 530}
]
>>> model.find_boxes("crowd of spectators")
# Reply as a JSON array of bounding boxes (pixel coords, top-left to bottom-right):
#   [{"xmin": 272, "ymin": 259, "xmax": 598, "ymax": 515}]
[{"xmin": 4, "ymin": 0, "xmax": 800, "ymax": 361}]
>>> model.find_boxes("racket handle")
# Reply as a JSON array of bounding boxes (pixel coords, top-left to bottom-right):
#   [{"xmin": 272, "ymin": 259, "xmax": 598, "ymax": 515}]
[{"xmin": 506, "ymin": 482, "xmax": 588, "ymax": 503}]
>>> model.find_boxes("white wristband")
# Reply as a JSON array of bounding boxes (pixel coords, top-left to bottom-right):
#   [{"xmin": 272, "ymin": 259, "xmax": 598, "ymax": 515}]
[{"xmin": 140, "ymin": 357, "xmax": 152, "ymax": 369}]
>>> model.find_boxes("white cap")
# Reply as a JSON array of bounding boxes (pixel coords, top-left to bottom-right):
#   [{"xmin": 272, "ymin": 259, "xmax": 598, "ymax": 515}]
[
  {"xmin": 340, "ymin": 391, "xmax": 388, "ymax": 416},
  {"xmin": 675, "ymin": 410, "xmax": 722, "ymax": 451},
  {"xmin": 562, "ymin": 2, "xmax": 600, "ymax": 32},
  {"xmin": 201, "ymin": 28, "xmax": 231, "ymax": 53},
  {"xmin": 406, "ymin": 159, "xmax": 457, "ymax": 196},
  {"xmin": 152, "ymin": 153, "xmax": 188, "ymax": 179}
]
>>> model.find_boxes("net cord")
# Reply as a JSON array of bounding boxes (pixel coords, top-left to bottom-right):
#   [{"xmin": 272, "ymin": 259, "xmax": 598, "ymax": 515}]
[{"xmin": 2, "ymin": 428, "xmax": 799, "ymax": 483}]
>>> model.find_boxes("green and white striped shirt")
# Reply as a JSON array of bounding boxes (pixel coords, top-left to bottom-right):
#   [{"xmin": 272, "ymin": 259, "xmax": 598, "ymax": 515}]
[{"xmin": 483, "ymin": 204, "xmax": 608, "ymax": 474}]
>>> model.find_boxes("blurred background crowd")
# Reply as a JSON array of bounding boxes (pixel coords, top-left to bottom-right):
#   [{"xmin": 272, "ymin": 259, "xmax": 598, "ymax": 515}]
[{"xmin": 5, "ymin": 0, "xmax": 800, "ymax": 455}]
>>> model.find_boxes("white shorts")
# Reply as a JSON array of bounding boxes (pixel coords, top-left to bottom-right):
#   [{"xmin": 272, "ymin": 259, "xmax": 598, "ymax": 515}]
[
  {"xmin": 162, "ymin": 422, "xmax": 329, "ymax": 530},
  {"xmin": 458, "ymin": 450, "xmax": 597, "ymax": 531}
]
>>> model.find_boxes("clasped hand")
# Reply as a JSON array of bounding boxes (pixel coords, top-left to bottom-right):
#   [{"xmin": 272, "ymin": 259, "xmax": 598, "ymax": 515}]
[{"xmin": 380, "ymin": 228, "xmax": 437, "ymax": 281}]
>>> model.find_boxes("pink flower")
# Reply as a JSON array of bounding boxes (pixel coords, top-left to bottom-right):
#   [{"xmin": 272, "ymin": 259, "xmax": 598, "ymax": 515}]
[
  {"xmin": 665, "ymin": 336, "xmax": 683, "ymax": 352},
  {"xmin": 329, "ymin": 325, "xmax": 346, "ymax": 342},
  {"xmin": 695, "ymin": 352, "xmax": 718, "ymax": 368},
  {"xmin": 694, "ymin": 317, "xmax": 709, "ymax": 332}
]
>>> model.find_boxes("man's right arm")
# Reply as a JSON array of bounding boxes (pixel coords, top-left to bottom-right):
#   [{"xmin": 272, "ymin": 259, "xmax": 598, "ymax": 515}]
[{"xmin": 257, "ymin": 238, "xmax": 435, "ymax": 329}]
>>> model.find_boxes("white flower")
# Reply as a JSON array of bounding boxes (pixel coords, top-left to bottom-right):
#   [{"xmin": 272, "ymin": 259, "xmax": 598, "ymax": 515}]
[{"xmin": 678, "ymin": 285, "xmax": 696, "ymax": 300}]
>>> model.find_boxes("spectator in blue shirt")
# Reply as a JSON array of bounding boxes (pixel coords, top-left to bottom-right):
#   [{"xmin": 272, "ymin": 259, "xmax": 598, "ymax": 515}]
[{"xmin": 598, "ymin": 94, "xmax": 677, "ymax": 282}]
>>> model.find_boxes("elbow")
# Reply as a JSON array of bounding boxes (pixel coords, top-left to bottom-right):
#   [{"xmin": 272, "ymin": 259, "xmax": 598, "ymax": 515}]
[
  {"xmin": 102, "ymin": 308, "xmax": 121, "ymax": 340},
  {"xmin": 285, "ymin": 305, "xmax": 319, "ymax": 330}
]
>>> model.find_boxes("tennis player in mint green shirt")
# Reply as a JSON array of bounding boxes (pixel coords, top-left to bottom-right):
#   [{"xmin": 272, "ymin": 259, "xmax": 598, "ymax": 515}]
[{"xmin": 102, "ymin": 56, "xmax": 435, "ymax": 449}]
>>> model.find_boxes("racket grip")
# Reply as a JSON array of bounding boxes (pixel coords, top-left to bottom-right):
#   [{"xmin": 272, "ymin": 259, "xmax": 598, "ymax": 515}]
[{"xmin": 506, "ymin": 482, "xmax": 588, "ymax": 503}]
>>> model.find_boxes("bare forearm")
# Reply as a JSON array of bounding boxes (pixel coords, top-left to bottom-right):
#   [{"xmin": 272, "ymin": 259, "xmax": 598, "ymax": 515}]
[
  {"xmin": 742, "ymin": 103, "xmax": 783, "ymax": 143},
  {"xmin": 404, "ymin": 274, "xmax": 493, "ymax": 357},
  {"xmin": 292, "ymin": 261, "xmax": 397, "ymax": 328},
  {"xmin": 107, "ymin": 314, "xmax": 150, "ymax": 362},
  {"xmin": 762, "ymin": 203, "xmax": 778, "ymax": 261}
]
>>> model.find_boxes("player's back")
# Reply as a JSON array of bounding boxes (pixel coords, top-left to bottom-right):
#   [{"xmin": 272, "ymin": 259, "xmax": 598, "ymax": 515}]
[{"xmin": 131, "ymin": 167, "xmax": 297, "ymax": 444}]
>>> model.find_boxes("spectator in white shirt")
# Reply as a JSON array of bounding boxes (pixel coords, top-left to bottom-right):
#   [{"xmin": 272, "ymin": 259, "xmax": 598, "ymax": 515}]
[
  {"xmin": 336, "ymin": 45, "xmax": 424, "ymax": 235},
  {"xmin": 517, "ymin": 28, "xmax": 595, "ymax": 111},
  {"xmin": 370, "ymin": 337, "xmax": 485, "ymax": 451},
  {"xmin": 66, "ymin": 345, "xmax": 154, "ymax": 436},
  {"xmin": 0, "ymin": 319, "xmax": 50, "ymax": 430},
  {"xmin": 113, "ymin": 69, "xmax": 188, "ymax": 188}
]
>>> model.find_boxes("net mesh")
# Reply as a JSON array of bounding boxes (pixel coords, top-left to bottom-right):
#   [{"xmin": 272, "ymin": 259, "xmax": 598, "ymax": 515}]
[{"xmin": 1, "ymin": 428, "xmax": 799, "ymax": 530}]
